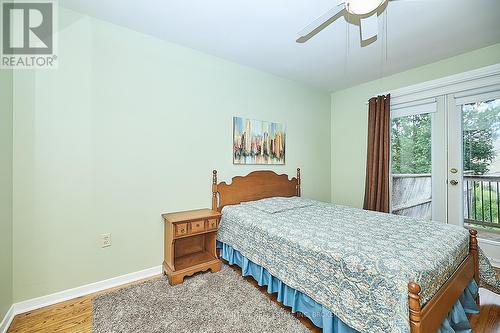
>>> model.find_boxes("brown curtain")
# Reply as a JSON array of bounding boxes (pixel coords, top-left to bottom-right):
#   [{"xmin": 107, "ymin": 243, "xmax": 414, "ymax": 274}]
[{"xmin": 363, "ymin": 94, "xmax": 390, "ymax": 213}]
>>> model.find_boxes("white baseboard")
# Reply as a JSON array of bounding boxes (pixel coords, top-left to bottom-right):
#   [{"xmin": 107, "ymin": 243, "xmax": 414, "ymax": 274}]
[
  {"xmin": 478, "ymin": 237, "xmax": 500, "ymax": 268},
  {"xmin": 1, "ymin": 265, "xmax": 162, "ymax": 333},
  {"xmin": 488, "ymin": 257, "xmax": 500, "ymax": 268},
  {"xmin": 478, "ymin": 237, "xmax": 500, "ymax": 246},
  {"xmin": 0, "ymin": 305, "xmax": 14, "ymax": 333}
]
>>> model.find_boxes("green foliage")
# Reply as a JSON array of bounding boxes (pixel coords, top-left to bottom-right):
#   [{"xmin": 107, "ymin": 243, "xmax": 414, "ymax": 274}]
[
  {"xmin": 462, "ymin": 101, "xmax": 500, "ymax": 174},
  {"xmin": 391, "ymin": 114, "xmax": 431, "ymax": 174},
  {"xmin": 463, "ymin": 129, "xmax": 495, "ymax": 174},
  {"xmin": 391, "ymin": 100, "xmax": 500, "ymax": 175},
  {"xmin": 468, "ymin": 183, "xmax": 499, "ymax": 225}
]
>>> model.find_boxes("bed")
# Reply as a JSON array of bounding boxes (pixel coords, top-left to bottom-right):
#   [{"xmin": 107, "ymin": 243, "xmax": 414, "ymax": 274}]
[{"xmin": 211, "ymin": 169, "xmax": 480, "ymax": 333}]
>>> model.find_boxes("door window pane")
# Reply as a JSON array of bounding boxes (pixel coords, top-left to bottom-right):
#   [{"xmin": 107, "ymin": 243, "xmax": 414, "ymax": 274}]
[
  {"xmin": 462, "ymin": 98, "xmax": 500, "ymax": 231},
  {"xmin": 391, "ymin": 114, "xmax": 432, "ymax": 220}
]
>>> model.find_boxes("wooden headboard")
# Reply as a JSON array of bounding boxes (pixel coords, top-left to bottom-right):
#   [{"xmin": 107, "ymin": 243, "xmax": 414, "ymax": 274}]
[{"xmin": 211, "ymin": 169, "xmax": 301, "ymax": 212}]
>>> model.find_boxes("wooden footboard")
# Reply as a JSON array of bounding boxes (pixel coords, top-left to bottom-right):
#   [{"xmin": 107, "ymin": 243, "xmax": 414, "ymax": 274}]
[{"xmin": 408, "ymin": 229, "xmax": 479, "ymax": 333}]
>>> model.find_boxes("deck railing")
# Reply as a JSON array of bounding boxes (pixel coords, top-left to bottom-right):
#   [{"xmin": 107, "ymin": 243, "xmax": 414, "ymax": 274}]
[
  {"xmin": 464, "ymin": 174, "xmax": 500, "ymax": 229},
  {"xmin": 391, "ymin": 173, "xmax": 500, "ymax": 230}
]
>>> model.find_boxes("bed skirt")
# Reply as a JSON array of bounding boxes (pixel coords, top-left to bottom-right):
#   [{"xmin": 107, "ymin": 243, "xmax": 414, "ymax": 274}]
[{"xmin": 217, "ymin": 241, "xmax": 480, "ymax": 333}]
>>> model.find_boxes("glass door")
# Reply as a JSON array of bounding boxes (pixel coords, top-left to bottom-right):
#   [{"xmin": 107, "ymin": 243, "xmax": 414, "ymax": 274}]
[
  {"xmin": 390, "ymin": 98, "xmax": 447, "ymax": 222},
  {"xmin": 448, "ymin": 91, "xmax": 500, "ymax": 229},
  {"xmin": 390, "ymin": 87, "xmax": 500, "ymax": 229}
]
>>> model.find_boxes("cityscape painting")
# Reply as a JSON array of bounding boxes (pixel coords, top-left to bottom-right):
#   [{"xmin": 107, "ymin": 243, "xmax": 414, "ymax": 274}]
[{"xmin": 233, "ymin": 117, "xmax": 286, "ymax": 165}]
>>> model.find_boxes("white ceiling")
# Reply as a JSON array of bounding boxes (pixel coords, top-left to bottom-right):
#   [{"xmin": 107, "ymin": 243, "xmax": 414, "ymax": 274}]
[{"xmin": 61, "ymin": 0, "xmax": 500, "ymax": 91}]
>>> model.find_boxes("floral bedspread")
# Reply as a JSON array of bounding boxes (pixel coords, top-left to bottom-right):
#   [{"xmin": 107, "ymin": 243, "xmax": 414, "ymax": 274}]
[{"xmin": 216, "ymin": 197, "xmax": 470, "ymax": 333}]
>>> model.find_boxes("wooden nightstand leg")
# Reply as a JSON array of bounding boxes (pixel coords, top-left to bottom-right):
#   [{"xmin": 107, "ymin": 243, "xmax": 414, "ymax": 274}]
[
  {"xmin": 210, "ymin": 261, "xmax": 221, "ymax": 273},
  {"xmin": 169, "ymin": 274, "xmax": 184, "ymax": 286}
]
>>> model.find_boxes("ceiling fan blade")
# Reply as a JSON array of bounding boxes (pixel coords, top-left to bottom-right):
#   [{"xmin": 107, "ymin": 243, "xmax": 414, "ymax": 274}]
[
  {"xmin": 296, "ymin": 3, "xmax": 345, "ymax": 43},
  {"xmin": 360, "ymin": 13, "xmax": 378, "ymax": 41}
]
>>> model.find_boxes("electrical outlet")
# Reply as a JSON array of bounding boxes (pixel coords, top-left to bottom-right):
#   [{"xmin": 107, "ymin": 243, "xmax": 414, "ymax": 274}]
[{"xmin": 101, "ymin": 233, "xmax": 111, "ymax": 248}]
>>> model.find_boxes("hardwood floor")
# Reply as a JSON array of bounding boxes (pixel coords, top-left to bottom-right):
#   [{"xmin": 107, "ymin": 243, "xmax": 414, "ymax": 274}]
[
  {"xmin": 7, "ymin": 275, "xmax": 157, "ymax": 333},
  {"xmin": 468, "ymin": 288, "xmax": 500, "ymax": 333},
  {"xmin": 7, "ymin": 266, "xmax": 500, "ymax": 333}
]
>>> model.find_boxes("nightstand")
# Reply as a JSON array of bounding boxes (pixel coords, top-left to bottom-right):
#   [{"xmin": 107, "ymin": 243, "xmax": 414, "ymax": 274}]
[{"xmin": 162, "ymin": 208, "xmax": 222, "ymax": 285}]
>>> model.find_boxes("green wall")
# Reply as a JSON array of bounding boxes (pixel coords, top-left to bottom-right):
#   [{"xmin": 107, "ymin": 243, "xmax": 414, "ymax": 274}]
[
  {"xmin": 0, "ymin": 69, "xmax": 13, "ymax": 318},
  {"xmin": 331, "ymin": 43, "xmax": 500, "ymax": 208},
  {"xmin": 11, "ymin": 8, "xmax": 331, "ymax": 302}
]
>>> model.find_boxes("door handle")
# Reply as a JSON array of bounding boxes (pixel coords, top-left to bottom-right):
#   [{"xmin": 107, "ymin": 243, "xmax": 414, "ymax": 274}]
[{"xmin": 449, "ymin": 180, "xmax": 459, "ymax": 186}]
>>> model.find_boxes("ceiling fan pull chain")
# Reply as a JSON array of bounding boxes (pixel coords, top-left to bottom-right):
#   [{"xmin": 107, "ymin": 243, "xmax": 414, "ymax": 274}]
[
  {"xmin": 346, "ymin": 11, "xmax": 350, "ymax": 57},
  {"xmin": 343, "ymin": 11, "xmax": 350, "ymax": 79},
  {"xmin": 385, "ymin": 8, "xmax": 388, "ymax": 63}
]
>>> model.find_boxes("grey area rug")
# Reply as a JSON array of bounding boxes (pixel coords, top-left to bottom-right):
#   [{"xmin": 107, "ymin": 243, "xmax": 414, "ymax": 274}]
[{"xmin": 93, "ymin": 265, "xmax": 310, "ymax": 333}]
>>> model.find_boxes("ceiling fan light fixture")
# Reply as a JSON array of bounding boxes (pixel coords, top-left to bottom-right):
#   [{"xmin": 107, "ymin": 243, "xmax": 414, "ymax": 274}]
[{"xmin": 346, "ymin": 0, "xmax": 387, "ymax": 15}]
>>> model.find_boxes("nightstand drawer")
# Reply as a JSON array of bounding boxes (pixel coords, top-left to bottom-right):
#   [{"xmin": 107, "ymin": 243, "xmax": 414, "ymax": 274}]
[
  {"xmin": 175, "ymin": 223, "xmax": 188, "ymax": 236},
  {"xmin": 190, "ymin": 220, "xmax": 205, "ymax": 234},
  {"xmin": 207, "ymin": 219, "xmax": 218, "ymax": 230}
]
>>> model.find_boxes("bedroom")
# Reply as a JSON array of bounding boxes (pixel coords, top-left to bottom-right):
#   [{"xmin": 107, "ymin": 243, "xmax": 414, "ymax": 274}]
[{"xmin": 0, "ymin": 0, "xmax": 499, "ymax": 332}]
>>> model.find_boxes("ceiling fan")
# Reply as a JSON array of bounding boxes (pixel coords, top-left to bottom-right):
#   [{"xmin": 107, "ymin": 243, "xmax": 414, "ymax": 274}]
[{"xmin": 297, "ymin": 0, "xmax": 398, "ymax": 44}]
